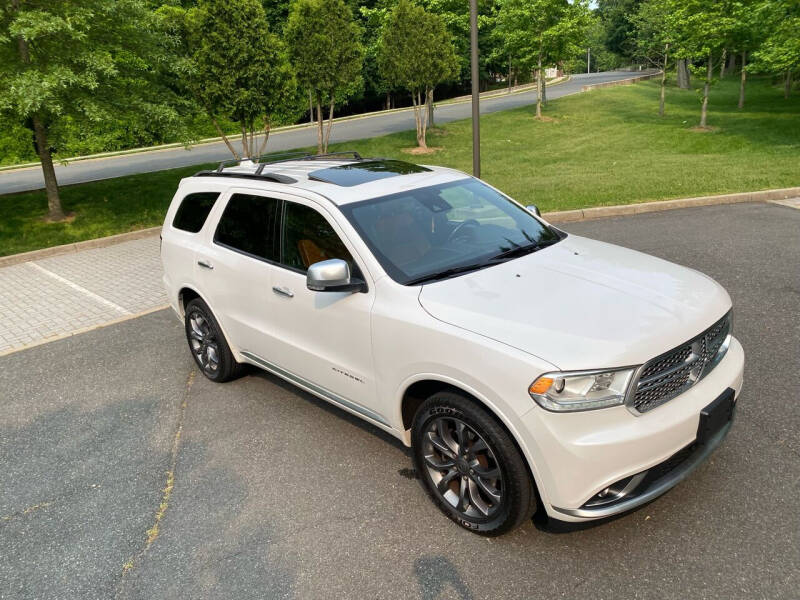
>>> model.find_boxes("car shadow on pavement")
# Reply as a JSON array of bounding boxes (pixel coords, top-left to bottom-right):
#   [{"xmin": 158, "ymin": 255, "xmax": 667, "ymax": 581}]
[
  {"xmin": 247, "ymin": 368, "xmax": 410, "ymax": 455},
  {"xmin": 414, "ymin": 555, "xmax": 474, "ymax": 600}
]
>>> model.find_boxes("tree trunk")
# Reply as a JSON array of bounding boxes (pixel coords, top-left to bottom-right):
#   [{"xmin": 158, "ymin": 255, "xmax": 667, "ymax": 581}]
[
  {"xmin": 660, "ymin": 44, "xmax": 669, "ymax": 117},
  {"xmin": 507, "ymin": 58, "xmax": 512, "ymax": 93},
  {"xmin": 785, "ymin": 71, "xmax": 793, "ymax": 99},
  {"xmin": 738, "ymin": 51, "xmax": 747, "ymax": 109},
  {"xmin": 677, "ymin": 59, "xmax": 691, "ymax": 89},
  {"xmin": 426, "ymin": 88, "xmax": 435, "ymax": 127},
  {"xmin": 541, "ymin": 73, "xmax": 547, "ymax": 106},
  {"xmin": 32, "ymin": 116, "xmax": 65, "ymax": 221},
  {"xmin": 719, "ymin": 48, "xmax": 727, "ymax": 79},
  {"xmin": 385, "ymin": 92, "xmax": 390, "ymax": 110},
  {"xmin": 536, "ymin": 42, "xmax": 543, "ymax": 119},
  {"xmin": 727, "ymin": 51, "xmax": 736, "ymax": 74},
  {"xmin": 309, "ymin": 90, "xmax": 314, "ymax": 123},
  {"xmin": 241, "ymin": 125, "xmax": 249, "ymax": 160},
  {"xmin": 211, "ymin": 116, "xmax": 240, "ymax": 160},
  {"xmin": 315, "ymin": 96, "xmax": 324, "ymax": 154},
  {"xmin": 700, "ymin": 53, "xmax": 712, "ymax": 128},
  {"xmin": 257, "ymin": 118, "xmax": 271, "ymax": 156},
  {"xmin": 419, "ymin": 89, "xmax": 429, "ymax": 148},
  {"xmin": 323, "ymin": 96, "xmax": 335, "ymax": 153}
]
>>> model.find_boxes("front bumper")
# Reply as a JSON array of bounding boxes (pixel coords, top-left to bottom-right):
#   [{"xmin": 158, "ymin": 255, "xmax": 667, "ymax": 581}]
[{"xmin": 519, "ymin": 336, "xmax": 744, "ymax": 522}]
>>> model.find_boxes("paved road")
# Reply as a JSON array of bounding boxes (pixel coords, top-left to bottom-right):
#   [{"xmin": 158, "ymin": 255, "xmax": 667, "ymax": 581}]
[
  {"xmin": 2, "ymin": 203, "xmax": 798, "ymax": 599},
  {"xmin": 0, "ymin": 72, "xmax": 642, "ymax": 195}
]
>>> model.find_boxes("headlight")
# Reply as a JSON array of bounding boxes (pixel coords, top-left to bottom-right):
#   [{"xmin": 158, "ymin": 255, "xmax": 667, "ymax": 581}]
[{"xmin": 529, "ymin": 367, "xmax": 637, "ymax": 412}]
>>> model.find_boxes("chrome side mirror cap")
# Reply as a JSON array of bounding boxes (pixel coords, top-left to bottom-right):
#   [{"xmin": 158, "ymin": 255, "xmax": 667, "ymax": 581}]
[
  {"xmin": 306, "ymin": 259, "xmax": 366, "ymax": 293},
  {"xmin": 526, "ymin": 204, "xmax": 541, "ymax": 217}
]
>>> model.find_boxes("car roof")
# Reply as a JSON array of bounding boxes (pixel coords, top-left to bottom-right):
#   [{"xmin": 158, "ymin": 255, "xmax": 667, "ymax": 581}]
[{"xmin": 186, "ymin": 154, "xmax": 471, "ymax": 206}]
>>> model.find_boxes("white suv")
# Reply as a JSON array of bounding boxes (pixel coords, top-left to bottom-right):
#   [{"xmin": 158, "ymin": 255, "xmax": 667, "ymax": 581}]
[{"xmin": 161, "ymin": 152, "xmax": 744, "ymax": 535}]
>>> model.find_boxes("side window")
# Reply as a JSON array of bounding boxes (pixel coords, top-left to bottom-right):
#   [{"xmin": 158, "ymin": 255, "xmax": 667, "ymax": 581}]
[
  {"xmin": 282, "ymin": 202, "xmax": 354, "ymax": 272},
  {"xmin": 214, "ymin": 193, "xmax": 280, "ymax": 261},
  {"xmin": 172, "ymin": 192, "xmax": 220, "ymax": 233}
]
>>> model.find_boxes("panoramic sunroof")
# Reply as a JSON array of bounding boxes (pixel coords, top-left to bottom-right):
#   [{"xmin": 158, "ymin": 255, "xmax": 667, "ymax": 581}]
[{"xmin": 308, "ymin": 160, "xmax": 431, "ymax": 187}]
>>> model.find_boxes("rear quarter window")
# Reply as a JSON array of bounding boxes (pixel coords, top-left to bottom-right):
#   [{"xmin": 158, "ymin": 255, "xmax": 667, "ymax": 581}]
[{"xmin": 172, "ymin": 192, "xmax": 221, "ymax": 233}]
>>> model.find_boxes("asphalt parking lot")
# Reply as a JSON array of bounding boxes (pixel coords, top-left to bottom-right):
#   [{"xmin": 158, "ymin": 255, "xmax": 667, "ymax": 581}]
[{"xmin": 1, "ymin": 202, "xmax": 798, "ymax": 599}]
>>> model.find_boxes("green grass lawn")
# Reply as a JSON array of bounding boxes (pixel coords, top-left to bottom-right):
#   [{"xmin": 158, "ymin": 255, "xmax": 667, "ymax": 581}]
[{"xmin": 1, "ymin": 76, "xmax": 798, "ymax": 257}]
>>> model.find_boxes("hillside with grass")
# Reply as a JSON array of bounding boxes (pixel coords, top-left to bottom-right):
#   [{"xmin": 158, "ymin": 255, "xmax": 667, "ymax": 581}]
[{"xmin": 1, "ymin": 76, "xmax": 798, "ymax": 257}]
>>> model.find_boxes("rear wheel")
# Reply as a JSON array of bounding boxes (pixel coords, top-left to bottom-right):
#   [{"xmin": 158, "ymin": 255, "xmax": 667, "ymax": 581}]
[
  {"xmin": 411, "ymin": 391, "xmax": 536, "ymax": 535},
  {"xmin": 184, "ymin": 298, "xmax": 244, "ymax": 382}
]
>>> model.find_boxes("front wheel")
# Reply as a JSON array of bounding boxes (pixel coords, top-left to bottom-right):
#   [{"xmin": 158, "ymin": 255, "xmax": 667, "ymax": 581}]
[{"xmin": 411, "ymin": 391, "xmax": 536, "ymax": 535}]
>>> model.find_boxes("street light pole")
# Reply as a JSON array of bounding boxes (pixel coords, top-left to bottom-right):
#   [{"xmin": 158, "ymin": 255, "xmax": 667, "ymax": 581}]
[
  {"xmin": 587, "ymin": 47, "xmax": 590, "ymax": 74},
  {"xmin": 469, "ymin": 0, "xmax": 480, "ymax": 178}
]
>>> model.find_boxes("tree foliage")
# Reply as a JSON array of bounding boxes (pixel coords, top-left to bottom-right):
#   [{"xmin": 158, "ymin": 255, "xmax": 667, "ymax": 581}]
[
  {"xmin": 0, "ymin": 0, "xmax": 183, "ymax": 219},
  {"xmin": 184, "ymin": 0, "xmax": 296, "ymax": 160},
  {"xmin": 377, "ymin": 0, "xmax": 458, "ymax": 148},
  {"xmin": 286, "ymin": 0, "xmax": 364, "ymax": 154}
]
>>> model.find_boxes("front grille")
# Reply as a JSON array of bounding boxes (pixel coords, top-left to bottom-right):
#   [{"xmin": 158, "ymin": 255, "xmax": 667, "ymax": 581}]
[{"xmin": 631, "ymin": 312, "xmax": 731, "ymax": 413}]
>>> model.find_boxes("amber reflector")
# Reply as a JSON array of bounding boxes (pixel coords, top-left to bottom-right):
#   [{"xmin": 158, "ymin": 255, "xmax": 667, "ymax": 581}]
[{"xmin": 529, "ymin": 377, "xmax": 554, "ymax": 395}]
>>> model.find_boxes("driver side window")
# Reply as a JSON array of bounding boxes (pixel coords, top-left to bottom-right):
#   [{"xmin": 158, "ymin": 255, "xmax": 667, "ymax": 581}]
[{"xmin": 281, "ymin": 202, "xmax": 355, "ymax": 273}]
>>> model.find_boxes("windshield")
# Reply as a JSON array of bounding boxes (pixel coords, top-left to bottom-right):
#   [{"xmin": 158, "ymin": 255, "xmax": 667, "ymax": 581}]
[{"xmin": 340, "ymin": 178, "xmax": 562, "ymax": 285}]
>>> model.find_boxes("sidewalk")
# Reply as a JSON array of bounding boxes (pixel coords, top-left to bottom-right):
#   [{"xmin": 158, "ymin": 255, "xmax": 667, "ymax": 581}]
[{"xmin": 0, "ymin": 236, "xmax": 165, "ymax": 355}]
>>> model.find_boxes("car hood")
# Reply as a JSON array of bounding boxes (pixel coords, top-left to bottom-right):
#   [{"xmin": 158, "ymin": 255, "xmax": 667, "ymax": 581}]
[{"xmin": 417, "ymin": 235, "xmax": 731, "ymax": 370}]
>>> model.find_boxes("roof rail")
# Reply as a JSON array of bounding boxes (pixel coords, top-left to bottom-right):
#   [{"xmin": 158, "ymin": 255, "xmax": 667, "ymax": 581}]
[{"xmin": 213, "ymin": 150, "xmax": 364, "ymax": 174}]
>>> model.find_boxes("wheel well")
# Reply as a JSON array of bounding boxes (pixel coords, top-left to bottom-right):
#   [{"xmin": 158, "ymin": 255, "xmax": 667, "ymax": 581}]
[
  {"xmin": 178, "ymin": 287, "xmax": 200, "ymax": 315},
  {"xmin": 401, "ymin": 379, "xmax": 542, "ymax": 510}
]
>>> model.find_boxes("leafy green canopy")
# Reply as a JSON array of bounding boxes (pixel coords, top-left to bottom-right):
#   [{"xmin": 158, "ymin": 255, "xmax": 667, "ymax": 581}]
[
  {"xmin": 285, "ymin": 0, "xmax": 364, "ymax": 104},
  {"xmin": 0, "ymin": 0, "xmax": 183, "ymax": 150},
  {"xmin": 750, "ymin": 0, "xmax": 800, "ymax": 75},
  {"xmin": 377, "ymin": 0, "xmax": 458, "ymax": 95},
  {"xmin": 187, "ymin": 0, "xmax": 295, "ymax": 136}
]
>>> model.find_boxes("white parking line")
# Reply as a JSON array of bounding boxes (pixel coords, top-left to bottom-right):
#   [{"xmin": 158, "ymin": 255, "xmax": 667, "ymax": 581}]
[{"xmin": 28, "ymin": 262, "xmax": 131, "ymax": 316}]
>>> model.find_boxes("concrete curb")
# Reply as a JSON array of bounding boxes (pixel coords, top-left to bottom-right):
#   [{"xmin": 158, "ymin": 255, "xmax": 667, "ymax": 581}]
[
  {"xmin": 542, "ymin": 187, "xmax": 800, "ymax": 224},
  {"xmin": 0, "ymin": 226, "xmax": 162, "ymax": 268},
  {"xmin": 581, "ymin": 71, "xmax": 661, "ymax": 92}
]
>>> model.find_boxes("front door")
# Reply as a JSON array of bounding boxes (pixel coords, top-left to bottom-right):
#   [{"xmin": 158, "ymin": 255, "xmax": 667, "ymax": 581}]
[{"xmin": 266, "ymin": 197, "xmax": 381, "ymax": 424}]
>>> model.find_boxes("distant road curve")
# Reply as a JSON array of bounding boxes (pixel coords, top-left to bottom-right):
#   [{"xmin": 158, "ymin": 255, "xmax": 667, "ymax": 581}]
[{"xmin": 0, "ymin": 71, "xmax": 642, "ymax": 195}]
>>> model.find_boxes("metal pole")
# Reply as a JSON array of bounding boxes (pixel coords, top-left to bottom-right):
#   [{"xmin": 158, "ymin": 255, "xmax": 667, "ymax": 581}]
[
  {"xmin": 587, "ymin": 48, "xmax": 590, "ymax": 74},
  {"xmin": 469, "ymin": 0, "xmax": 480, "ymax": 178}
]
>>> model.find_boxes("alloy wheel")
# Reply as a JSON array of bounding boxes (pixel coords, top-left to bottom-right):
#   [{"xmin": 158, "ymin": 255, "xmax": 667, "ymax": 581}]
[
  {"xmin": 187, "ymin": 311, "xmax": 220, "ymax": 375},
  {"xmin": 422, "ymin": 416, "xmax": 504, "ymax": 519}
]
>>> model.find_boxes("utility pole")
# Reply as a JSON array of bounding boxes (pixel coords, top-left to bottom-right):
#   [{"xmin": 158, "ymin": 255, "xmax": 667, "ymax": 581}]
[
  {"xmin": 587, "ymin": 48, "xmax": 591, "ymax": 74},
  {"xmin": 469, "ymin": 0, "xmax": 480, "ymax": 178}
]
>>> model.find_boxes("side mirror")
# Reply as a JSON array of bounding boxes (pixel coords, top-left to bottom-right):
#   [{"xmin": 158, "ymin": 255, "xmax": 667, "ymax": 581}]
[
  {"xmin": 306, "ymin": 259, "xmax": 366, "ymax": 293},
  {"xmin": 526, "ymin": 204, "xmax": 541, "ymax": 217}
]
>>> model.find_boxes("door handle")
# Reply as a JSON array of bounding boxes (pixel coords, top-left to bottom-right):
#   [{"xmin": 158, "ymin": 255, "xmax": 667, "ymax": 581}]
[
  {"xmin": 272, "ymin": 286, "xmax": 294, "ymax": 298},
  {"xmin": 197, "ymin": 260, "xmax": 214, "ymax": 270}
]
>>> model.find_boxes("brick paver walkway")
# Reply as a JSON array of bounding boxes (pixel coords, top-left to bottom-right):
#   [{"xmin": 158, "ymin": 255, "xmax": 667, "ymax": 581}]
[{"xmin": 0, "ymin": 236, "xmax": 167, "ymax": 354}]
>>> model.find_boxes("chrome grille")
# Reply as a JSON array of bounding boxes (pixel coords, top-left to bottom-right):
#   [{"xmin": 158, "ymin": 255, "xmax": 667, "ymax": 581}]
[{"xmin": 631, "ymin": 312, "xmax": 731, "ymax": 413}]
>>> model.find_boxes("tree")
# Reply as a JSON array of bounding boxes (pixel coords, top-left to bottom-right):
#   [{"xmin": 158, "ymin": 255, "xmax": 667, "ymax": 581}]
[
  {"xmin": 184, "ymin": 0, "xmax": 295, "ymax": 160},
  {"xmin": 286, "ymin": 0, "xmax": 363, "ymax": 154},
  {"xmin": 0, "ymin": 0, "xmax": 182, "ymax": 221},
  {"xmin": 597, "ymin": 0, "xmax": 643, "ymax": 61},
  {"xmin": 631, "ymin": 0, "xmax": 674, "ymax": 115},
  {"xmin": 377, "ymin": 0, "xmax": 458, "ymax": 149},
  {"xmin": 497, "ymin": 0, "xmax": 590, "ymax": 119},
  {"xmin": 750, "ymin": 0, "xmax": 800, "ymax": 99},
  {"xmin": 666, "ymin": 0, "xmax": 737, "ymax": 128}
]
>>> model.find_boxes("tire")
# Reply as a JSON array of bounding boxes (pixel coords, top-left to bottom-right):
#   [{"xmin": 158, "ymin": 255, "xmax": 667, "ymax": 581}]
[
  {"xmin": 411, "ymin": 391, "xmax": 536, "ymax": 535},
  {"xmin": 184, "ymin": 298, "xmax": 244, "ymax": 382}
]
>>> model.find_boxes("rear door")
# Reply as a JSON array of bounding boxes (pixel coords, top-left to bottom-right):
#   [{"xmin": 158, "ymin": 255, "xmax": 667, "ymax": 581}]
[{"xmin": 194, "ymin": 188, "xmax": 280, "ymax": 356}]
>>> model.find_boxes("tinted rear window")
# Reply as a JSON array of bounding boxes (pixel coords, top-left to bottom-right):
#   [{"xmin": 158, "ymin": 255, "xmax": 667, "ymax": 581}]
[
  {"xmin": 214, "ymin": 194, "xmax": 280, "ymax": 261},
  {"xmin": 172, "ymin": 192, "xmax": 220, "ymax": 233}
]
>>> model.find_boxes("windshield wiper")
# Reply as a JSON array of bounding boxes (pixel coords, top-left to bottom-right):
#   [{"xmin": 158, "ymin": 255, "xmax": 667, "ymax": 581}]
[
  {"xmin": 406, "ymin": 261, "xmax": 494, "ymax": 285},
  {"xmin": 490, "ymin": 238, "xmax": 560, "ymax": 261}
]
